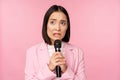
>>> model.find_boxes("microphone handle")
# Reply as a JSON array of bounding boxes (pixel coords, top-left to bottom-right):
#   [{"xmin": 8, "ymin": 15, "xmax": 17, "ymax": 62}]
[
  {"xmin": 56, "ymin": 65, "xmax": 61, "ymax": 77},
  {"xmin": 55, "ymin": 48, "xmax": 61, "ymax": 77}
]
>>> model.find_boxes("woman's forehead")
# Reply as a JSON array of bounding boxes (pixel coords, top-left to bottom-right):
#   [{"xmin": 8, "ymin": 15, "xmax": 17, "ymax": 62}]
[{"xmin": 49, "ymin": 11, "xmax": 67, "ymax": 21}]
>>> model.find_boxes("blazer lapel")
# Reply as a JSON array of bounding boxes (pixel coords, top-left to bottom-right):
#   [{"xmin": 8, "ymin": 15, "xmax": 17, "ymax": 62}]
[
  {"xmin": 63, "ymin": 43, "xmax": 74, "ymax": 70},
  {"xmin": 37, "ymin": 42, "xmax": 50, "ymax": 65},
  {"xmin": 36, "ymin": 42, "xmax": 75, "ymax": 71}
]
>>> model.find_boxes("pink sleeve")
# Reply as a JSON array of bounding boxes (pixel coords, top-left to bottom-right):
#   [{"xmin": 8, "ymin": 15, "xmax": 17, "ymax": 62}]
[
  {"xmin": 25, "ymin": 48, "xmax": 56, "ymax": 80},
  {"xmin": 61, "ymin": 48, "xmax": 86, "ymax": 80}
]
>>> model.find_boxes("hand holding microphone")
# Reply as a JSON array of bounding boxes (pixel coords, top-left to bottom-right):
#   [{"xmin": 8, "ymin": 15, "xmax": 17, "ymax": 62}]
[{"xmin": 48, "ymin": 40, "xmax": 67, "ymax": 78}]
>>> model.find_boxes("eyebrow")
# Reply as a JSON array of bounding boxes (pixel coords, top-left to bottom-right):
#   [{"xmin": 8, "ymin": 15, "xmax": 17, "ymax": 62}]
[
  {"xmin": 49, "ymin": 19, "xmax": 56, "ymax": 20},
  {"xmin": 61, "ymin": 20, "xmax": 67, "ymax": 22},
  {"xmin": 49, "ymin": 19, "xmax": 67, "ymax": 22}
]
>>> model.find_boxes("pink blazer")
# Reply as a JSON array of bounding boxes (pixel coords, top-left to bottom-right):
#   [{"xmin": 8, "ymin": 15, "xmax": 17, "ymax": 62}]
[{"xmin": 25, "ymin": 42, "xmax": 86, "ymax": 80}]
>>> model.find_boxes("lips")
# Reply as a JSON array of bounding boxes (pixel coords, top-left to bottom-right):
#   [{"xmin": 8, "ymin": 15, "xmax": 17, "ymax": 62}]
[{"xmin": 53, "ymin": 33, "xmax": 61, "ymax": 37}]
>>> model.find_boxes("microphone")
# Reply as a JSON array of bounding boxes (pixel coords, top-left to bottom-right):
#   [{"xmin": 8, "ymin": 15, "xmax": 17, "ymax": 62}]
[{"xmin": 54, "ymin": 40, "xmax": 61, "ymax": 78}]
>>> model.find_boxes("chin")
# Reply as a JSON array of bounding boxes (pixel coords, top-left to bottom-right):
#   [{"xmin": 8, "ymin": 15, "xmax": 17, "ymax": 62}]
[{"xmin": 54, "ymin": 38, "xmax": 61, "ymax": 40}]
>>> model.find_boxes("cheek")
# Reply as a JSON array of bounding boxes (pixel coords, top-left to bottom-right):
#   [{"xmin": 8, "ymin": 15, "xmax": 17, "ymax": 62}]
[
  {"xmin": 47, "ymin": 25, "xmax": 53, "ymax": 36},
  {"xmin": 47, "ymin": 27, "xmax": 50, "ymax": 35},
  {"xmin": 62, "ymin": 28, "xmax": 68, "ymax": 36},
  {"xmin": 47, "ymin": 23, "xmax": 53, "ymax": 31}
]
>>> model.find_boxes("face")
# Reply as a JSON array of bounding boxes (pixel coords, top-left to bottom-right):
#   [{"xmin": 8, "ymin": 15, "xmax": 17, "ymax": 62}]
[{"xmin": 47, "ymin": 11, "xmax": 68, "ymax": 45}]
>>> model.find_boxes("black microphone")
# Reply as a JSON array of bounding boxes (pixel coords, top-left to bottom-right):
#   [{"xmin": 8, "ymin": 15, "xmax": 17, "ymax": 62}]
[{"xmin": 54, "ymin": 39, "xmax": 61, "ymax": 77}]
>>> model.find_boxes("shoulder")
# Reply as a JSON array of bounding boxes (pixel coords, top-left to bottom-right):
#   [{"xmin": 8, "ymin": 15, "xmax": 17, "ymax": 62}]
[
  {"xmin": 64, "ymin": 42, "xmax": 83, "ymax": 50},
  {"xmin": 64, "ymin": 42, "xmax": 85, "ymax": 60},
  {"xmin": 26, "ymin": 42, "xmax": 47, "ymax": 52},
  {"xmin": 64, "ymin": 42, "xmax": 84, "ymax": 54}
]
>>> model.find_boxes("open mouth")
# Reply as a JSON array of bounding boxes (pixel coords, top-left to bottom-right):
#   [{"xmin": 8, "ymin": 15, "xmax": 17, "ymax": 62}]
[{"xmin": 53, "ymin": 33, "xmax": 61, "ymax": 37}]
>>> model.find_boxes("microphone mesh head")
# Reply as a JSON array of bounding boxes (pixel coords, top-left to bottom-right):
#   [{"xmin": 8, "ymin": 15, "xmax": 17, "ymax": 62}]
[{"xmin": 54, "ymin": 40, "xmax": 61, "ymax": 49}]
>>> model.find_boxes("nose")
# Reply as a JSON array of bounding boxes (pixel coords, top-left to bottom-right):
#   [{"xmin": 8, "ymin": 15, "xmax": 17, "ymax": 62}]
[{"xmin": 56, "ymin": 23, "xmax": 61, "ymax": 31}]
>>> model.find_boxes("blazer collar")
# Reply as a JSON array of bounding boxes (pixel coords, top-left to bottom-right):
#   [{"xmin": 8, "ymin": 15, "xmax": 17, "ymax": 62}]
[
  {"xmin": 38, "ymin": 42, "xmax": 48, "ymax": 50},
  {"xmin": 63, "ymin": 42, "xmax": 74, "ymax": 51},
  {"xmin": 38, "ymin": 42, "xmax": 73, "ymax": 50},
  {"xmin": 37, "ymin": 42, "xmax": 74, "ymax": 66}
]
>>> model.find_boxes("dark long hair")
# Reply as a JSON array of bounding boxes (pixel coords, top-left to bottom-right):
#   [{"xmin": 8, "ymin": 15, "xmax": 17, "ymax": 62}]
[{"xmin": 42, "ymin": 5, "xmax": 70, "ymax": 45}]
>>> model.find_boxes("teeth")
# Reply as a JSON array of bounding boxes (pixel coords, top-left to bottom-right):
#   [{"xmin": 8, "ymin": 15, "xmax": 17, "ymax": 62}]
[
  {"xmin": 54, "ymin": 33, "xmax": 60, "ymax": 36},
  {"xmin": 54, "ymin": 33, "xmax": 60, "ymax": 35}
]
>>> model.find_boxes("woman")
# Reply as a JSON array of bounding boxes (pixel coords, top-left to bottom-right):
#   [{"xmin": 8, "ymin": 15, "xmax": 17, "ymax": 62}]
[{"xmin": 25, "ymin": 5, "xmax": 86, "ymax": 80}]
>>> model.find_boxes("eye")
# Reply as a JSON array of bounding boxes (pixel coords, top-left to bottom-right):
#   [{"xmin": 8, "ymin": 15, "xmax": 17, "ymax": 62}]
[
  {"xmin": 60, "ymin": 21, "xmax": 67, "ymax": 26},
  {"xmin": 50, "ymin": 20, "xmax": 56, "ymax": 25}
]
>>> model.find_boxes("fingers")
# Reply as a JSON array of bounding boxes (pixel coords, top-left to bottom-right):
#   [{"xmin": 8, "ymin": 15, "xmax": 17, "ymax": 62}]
[
  {"xmin": 54, "ymin": 53, "xmax": 66, "ymax": 66},
  {"xmin": 55, "ymin": 59, "xmax": 66, "ymax": 65},
  {"xmin": 54, "ymin": 52, "xmax": 63, "ymax": 59},
  {"xmin": 48, "ymin": 52, "xmax": 66, "ymax": 71},
  {"xmin": 55, "ymin": 58, "xmax": 65, "ymax": 62},
  {"xmin": 55, "ymin": 52, "xmax": 63, "ymax": 56},
  {"xmin": 50, "ymin": 52, "xmax": 65, "ymax": 65}
]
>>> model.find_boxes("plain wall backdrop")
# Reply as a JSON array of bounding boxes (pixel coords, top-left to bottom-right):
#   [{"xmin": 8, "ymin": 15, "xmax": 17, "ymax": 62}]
[{"xmin": 0, "ymin": 0, "xmax": 120, "ymax": 80}]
